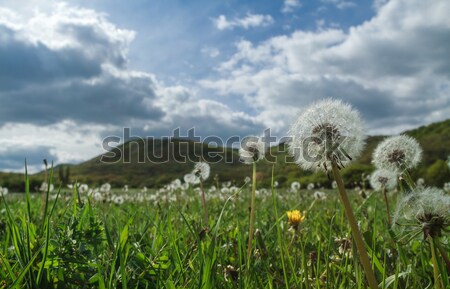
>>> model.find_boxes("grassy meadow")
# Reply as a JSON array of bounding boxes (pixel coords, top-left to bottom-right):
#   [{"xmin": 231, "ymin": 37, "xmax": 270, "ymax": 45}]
[{"xmin": 1, "ymin": 167, "xmax": 449, "ymax": 289}]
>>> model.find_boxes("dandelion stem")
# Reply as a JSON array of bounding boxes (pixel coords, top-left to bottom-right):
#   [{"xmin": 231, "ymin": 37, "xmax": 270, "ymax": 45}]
[
  {"xmin": 429, "ymin": 235, "xmax": 443, "ymax": 289},
  {"xmin": 401, "ymin": 170, "xmax": 416, "ymax": 191},
  {"xmin": 331, "ymin": 161, "xmax": 378, "ymax": 289},
  {"xmin": 199, "ymin": 180, "xmax": 209, "ymax": 228},
  {"xmin": 434, "ymin": 238, "xmax": 450, "ymax": 274},
  {"xmin": 270, "ymin": 164, "xmax": 289, "ymax": 289},
  {"xmin": 247, "ymin": 162, "xmax": 257, "ymax": 264},
  {"xmin": 382, "ymin": 186, "xmax": 391, "ymax": 225}
]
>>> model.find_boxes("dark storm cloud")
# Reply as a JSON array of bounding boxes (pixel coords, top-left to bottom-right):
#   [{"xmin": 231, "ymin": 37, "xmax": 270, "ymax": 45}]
[
  {"xmin": 0, "ymin": 146, "xmax": 57, "ymax": 172},
  {"xmin": 0, "ymin": 24, "xmax": 102, "ymax": 90},
  {"xmin": 0, "ymin": 20, "xmax": 164, "ymax": 125},
  {"xmin": 0, "ymin": 73, "xmax": 164, "ymax": 125}
]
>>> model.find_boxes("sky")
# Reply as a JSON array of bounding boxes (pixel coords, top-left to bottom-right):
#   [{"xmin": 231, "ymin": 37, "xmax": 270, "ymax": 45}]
[{"xmin": 0, "ymin": 0, "xmax": 449, "ymax": 172}]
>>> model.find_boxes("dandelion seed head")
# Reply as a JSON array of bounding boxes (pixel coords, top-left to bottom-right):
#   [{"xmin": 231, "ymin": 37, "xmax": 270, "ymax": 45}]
[
  {"xmin": 0, "ymin": 187, "xmax": 8, "ymax": 196},
  {"xmin": 369, "ymin": 169, "xmax": 398, "ymax": 191},
  {"xmin": 39, "ymin": 182, "xmax": 54, "ymax": 193},
  {"xmin": 184, "ymin": 173, "xmax": 200, "ymax": 185},
  {"xmin": 193, "ymin": 162, "xmax": 210, "ymax": 181},
  {"xmin": 393, "ymin": 187, "xmax": 450, "ymax": 239},
  {"xmin": 291, "ymin": 181, "xmax": 301, "ymax": 192},
  {"xmin": 113, "ymin": 195, "xmax": 124, "ymax": 205},
  {"xmin": 78, "ymin": 184, "xmax": 89, "ymax": 194},
  {"xmin": 239, "ymin": 136, "xmax": 266, "ymax": 164},
  {"xmin": 288, "ymin": 99, "xmax": 365, "ymax": 172},
  {"xmin": 331, "ymin": 180, "xmax": 337, "ymax": 189},
  {"xmin": 372, "ymin": 135, "xmax": 422, "ymax": 173},
  {"xmin": 314, "ymin": 191, "xmax": 327, "ymax": 200},
  {"xmin": 100, "ymin": 183, "xmax": 111, "ymax": 193}
]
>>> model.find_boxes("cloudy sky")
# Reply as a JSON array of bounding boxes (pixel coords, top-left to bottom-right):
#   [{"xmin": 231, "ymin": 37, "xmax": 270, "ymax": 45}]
[{"xmin": 0, "ymin": 0, "xmax": 449, "ymax": 172}]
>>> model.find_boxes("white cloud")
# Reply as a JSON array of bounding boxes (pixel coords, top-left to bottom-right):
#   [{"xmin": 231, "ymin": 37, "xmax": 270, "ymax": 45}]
[
  {"xmin": 282, "ymin": 0, "xmax": 302, "ymax": 13},
  {"xmin": 201, "ymin": 47, "xmax": 220, "ymax": 58},
  {"xmin": 321, "ymin": 0, "xmax": 356, "ymax": 9},
  {"xmin": 201, "ymin": 0, "xmax": 450, "ymax": 135},
  {"xmin": 213, "ymin": 13, "xmax": 274, "ymax": 30},
  {"xmin": 373, "ymin": 0, "xmax": 389, "ymax": 11}
]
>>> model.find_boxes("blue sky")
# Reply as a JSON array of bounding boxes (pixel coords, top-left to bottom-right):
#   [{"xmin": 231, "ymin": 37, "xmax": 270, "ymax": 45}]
[{"xmin": 0, "ymin": 0, "xmax": 449, "ymax": 172}]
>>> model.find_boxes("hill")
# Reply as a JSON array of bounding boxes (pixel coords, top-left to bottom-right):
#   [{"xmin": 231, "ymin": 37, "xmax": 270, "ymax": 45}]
[{"xmin": 1, "ymin": 119, "xmax": 449, "ymax": 191}]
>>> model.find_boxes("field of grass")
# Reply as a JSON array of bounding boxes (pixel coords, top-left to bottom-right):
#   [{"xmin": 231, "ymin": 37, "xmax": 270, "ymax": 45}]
[{"xmin": 1, "ymin": 168, "xmax": 449, "ymax": 289}]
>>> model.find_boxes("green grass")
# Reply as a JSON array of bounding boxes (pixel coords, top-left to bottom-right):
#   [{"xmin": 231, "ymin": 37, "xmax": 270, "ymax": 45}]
[{"xmin": 0, "ymin": 176, "xmax": 448, "ymax": 288}]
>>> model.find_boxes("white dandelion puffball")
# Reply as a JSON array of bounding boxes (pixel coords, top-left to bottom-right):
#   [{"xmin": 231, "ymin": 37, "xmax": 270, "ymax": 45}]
[
  {"xmin": 239, "ymin": 136, "xmax": 266, "ymax": 164},
  {"xmin": 78, "ymin": 184, "xmax": 89, "ymax": 194},
  {"xmin": 393, "ymin": 187, "xmax": 450, "ymax": 238},
  {"xmin": 372, "ymin": 135, "xmax": 422, "ymax": 173},
  {"xmin": 39, "ymin": 182, "xmax": 54, "ymax": 193},
  {"xmin": 291, "ymin": 181, "xmax": 301, "ymax": 191},
  {"xmin": 184, "ymin": 173, "xmax": 200, "ymax": 185},
  {"xmin": 100, "ymin": 183, "xmax": 111, "ymax": 193},
  {"xmin": 192, "ymin": 162, "xmax": 210, "ymax": 181},
  {"xmin": 369, "ymin": 169, "xmax": 398, "ymax": 191},
  {"xmin": 288, "ymin": 99, "xmax": 365, "ymax": 172},
  {"xmin": 331, "ymin": 180, "xmax": 337, "ymax": 189},
  {"xmin": 314, "ymin": 191, "xmax": 327, "ymax": 200},
  {"xmin": 113, "ymin": 195, "xmax": 124, "ymax": 205},
  {"xmin": 0, "ymin": 187, "xmax": 8, "ymax": 196}
]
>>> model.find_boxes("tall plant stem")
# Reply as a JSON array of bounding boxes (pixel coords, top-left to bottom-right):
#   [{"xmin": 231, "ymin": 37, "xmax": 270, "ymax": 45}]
[
  {"xmin": 247, "ymin": 162, "xmax": 257, "ymax": 263},
  {"xmin": 429, "ymin": 236, "xmax": 443, "ymax": 289},
  {"xmin": 382, "ymin": 186, "xmax": 391, "ymax": 225},
  {"xmin": 199, "ymin": 180, "xmax": 209, "ymax": 228},
  {"xmin": 331, "ymin": 162, "xmax": 378, "ymax": 289},
  {"xmin": 435, "ymin": 239, "xmax": 450, "ymax": 274}
]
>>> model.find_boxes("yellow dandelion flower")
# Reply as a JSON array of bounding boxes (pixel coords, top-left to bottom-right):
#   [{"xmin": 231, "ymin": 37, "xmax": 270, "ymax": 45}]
[{"xmin": 287, "ymin": 210, "xmax": 305, "ymax": 229}]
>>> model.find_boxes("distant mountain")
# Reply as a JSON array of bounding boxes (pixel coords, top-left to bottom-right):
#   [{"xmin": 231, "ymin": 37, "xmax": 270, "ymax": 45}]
[{"xmin": 1, "ymin": 119, "xmax": 449, "ymax": 191}]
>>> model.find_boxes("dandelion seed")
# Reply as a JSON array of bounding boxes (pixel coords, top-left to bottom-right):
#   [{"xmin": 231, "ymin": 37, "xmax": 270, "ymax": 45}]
[
  {"xmin": 239, "ymin": 136, "xmax": 266, "ymax": 164},
  {"xmin": 288, "ymin": 99, "xmax": 365, "ymax": 173},
  {"xmin": 307, "ymin": 183, "xmax": 315, "ymax": 190},
  {"xmin": 370, "ymin": 169, "xmax": 398, "ymax": 191},
  {"xmin": 287, "ymin": 210, "xmax": 306, "ymax": 230},
  {"xmin": 244, "ymin": 176, "xmax": 251, "ymax": 183},
  {"xmin": 372, "ymin": 135, "xmax": 422, "ymax": 173}
]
